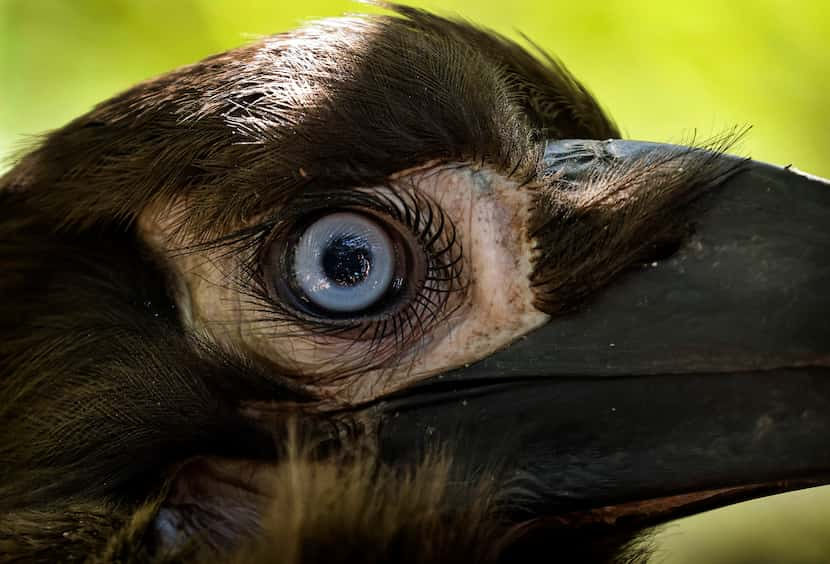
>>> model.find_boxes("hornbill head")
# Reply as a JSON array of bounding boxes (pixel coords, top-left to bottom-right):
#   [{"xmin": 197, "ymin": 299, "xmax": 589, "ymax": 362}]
[{"xmin": 1, "ymin": 5, "xmax": 828, "ymax": 563}]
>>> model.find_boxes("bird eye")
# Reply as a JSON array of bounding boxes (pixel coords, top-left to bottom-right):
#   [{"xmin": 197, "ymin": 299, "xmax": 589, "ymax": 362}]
[
  {"xmin": 257, "ymin": 188, "xmax": 465, "ymax": 350},
  {"xmin": 292, "ymin": 212, "xmax": 398, "ymax": 313}
]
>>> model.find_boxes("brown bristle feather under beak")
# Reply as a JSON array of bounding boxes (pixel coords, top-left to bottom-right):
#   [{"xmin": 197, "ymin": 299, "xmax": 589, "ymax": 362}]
[{"xmin": 3, "ymin": 449, "xmax": 647, "ymax": 564}]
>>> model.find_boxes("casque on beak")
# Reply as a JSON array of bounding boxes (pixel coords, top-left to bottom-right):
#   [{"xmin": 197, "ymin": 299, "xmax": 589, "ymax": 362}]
[{"xmin": 374, "ymin": 139, "xmax": 830, "ymax": 527}]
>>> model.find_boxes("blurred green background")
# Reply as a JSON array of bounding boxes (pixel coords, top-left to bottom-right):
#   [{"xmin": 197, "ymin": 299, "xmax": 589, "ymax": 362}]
[{"xmin": 1, "ymin": 1, "xmax": 829, "ymax": 562}]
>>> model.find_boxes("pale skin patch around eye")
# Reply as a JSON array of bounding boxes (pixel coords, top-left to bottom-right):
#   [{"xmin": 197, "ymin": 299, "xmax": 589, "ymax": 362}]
[{"xmin": 138, "ymin": 164, "xmax": 549, "ymax": 404}]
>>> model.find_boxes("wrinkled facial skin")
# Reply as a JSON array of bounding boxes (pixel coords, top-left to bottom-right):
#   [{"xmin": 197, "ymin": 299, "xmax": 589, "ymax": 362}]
[{"xmin": 1, "ymin": 5, "xmax": 824, "ymax": 564}]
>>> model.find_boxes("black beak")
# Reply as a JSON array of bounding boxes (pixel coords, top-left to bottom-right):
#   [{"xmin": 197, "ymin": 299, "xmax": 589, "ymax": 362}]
[{"xmin": 374, "ymin": 140, "xmax": 830, "ymax": 527}]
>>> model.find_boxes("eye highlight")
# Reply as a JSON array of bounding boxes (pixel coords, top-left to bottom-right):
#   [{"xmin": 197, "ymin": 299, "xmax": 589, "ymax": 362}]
[{"xmin": 292, "ymin": 212, "xmax": 398, "ymax": 314}]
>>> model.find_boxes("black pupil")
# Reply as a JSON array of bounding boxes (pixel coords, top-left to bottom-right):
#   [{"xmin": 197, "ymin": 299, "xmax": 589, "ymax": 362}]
[{"xmin": 322, "ymin": 236, "xmax": 372, "ymax": 287}]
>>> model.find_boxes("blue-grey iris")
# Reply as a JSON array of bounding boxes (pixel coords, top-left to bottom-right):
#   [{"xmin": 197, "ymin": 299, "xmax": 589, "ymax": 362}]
[{"xmin": 293, "ymin": 212, "xmax": 395, "ymax": 313}]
